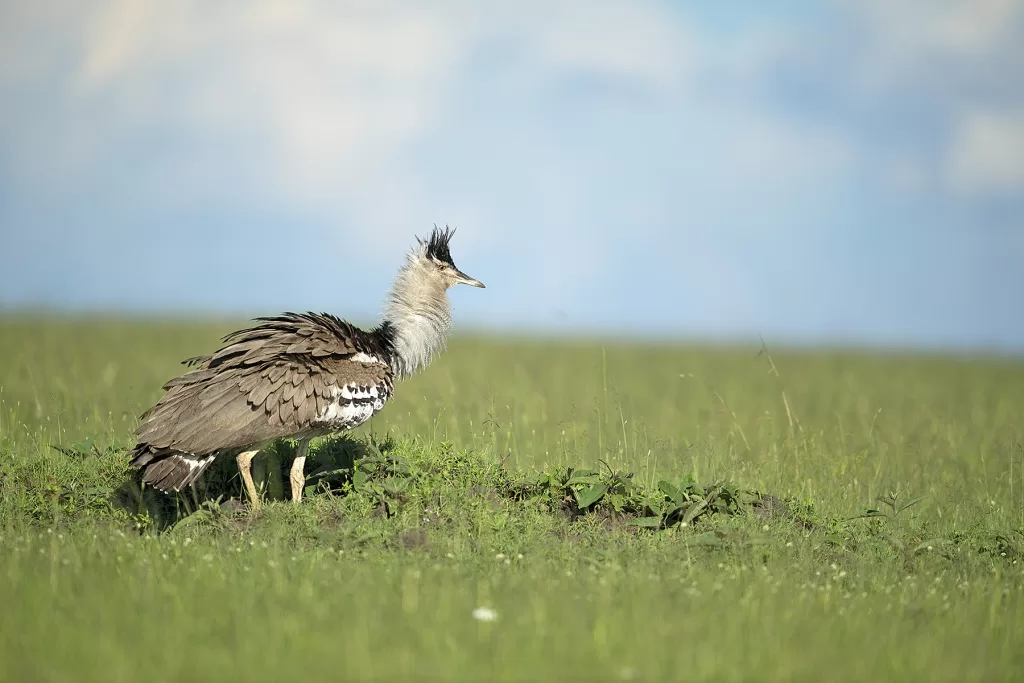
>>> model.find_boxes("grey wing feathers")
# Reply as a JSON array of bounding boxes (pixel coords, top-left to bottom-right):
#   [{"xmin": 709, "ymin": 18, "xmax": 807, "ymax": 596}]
[{"xmin": 131, "ymin": 312, "xmax": 393, "ymax": 466}]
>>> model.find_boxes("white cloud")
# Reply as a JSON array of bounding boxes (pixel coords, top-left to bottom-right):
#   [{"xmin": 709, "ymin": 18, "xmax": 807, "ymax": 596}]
[
  {"xmin": 722, "ymin": 117, "xmax": 854, "ymax": 189},
  {"xmin": 949, "ymin": 109, "xmax": 1024, "ymax": 195},
  {"xmin": 855, "ymin": 0, "xmax": 1023, "ymax": 71},
  {"xmin": 850, "ymin": 0, "xmax": 1024, "ymax": 197},
  {"xmin": 72, "ymin": 1, "xmax": 463, "ymax": 211},
  {"xmin": 508, "ymin": 1, "xmax": 693, "ymax": 90},
  {"xmin": 0, "ymin": 0, "xmax": 700, "ymax": 258},
  {"xmin": 5, "ymin": 1, "xmax": 1020, "ymax": 216}
]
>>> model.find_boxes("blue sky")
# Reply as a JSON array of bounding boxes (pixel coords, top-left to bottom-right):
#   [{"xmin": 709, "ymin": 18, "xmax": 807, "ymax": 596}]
[{"xmin": 1, "ymin": 0, "xmax": 1022, "ymax": 351}]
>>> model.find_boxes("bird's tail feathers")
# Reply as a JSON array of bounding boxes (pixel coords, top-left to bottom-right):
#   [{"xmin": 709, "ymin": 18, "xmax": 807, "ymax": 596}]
[{"xmin": 133, "ymin": 447, "xmax": 217, "ymax": 493}]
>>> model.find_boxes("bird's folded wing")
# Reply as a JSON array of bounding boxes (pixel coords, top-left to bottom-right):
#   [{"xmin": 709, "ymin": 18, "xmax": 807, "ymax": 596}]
[{"xmin": 136, "ymin": 312, "xmax": 392, "ymax": 454}]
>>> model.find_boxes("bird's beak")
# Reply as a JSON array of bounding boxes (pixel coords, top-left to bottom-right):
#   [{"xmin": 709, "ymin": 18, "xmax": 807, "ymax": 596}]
[{"xmin": 454, "ymin": 268, "xmax": 485, "ymax": 288}]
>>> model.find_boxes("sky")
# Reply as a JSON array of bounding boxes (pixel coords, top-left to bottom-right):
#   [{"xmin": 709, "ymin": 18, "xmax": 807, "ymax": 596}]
[{"xmin": 0, "ymin": 0, "xmax": 1022, "ymax": 351}]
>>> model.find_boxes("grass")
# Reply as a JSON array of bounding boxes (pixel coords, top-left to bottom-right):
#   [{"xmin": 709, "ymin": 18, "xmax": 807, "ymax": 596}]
[{"xmin": 1, "ymin": 315, "xmax": 1023, "ymax": 681}]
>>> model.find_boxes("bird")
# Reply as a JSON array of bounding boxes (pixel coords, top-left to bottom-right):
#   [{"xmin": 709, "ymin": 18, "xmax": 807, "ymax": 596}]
[{"xmin": 128, "ymin": 226, "xmax": 484, "ymax": 508}]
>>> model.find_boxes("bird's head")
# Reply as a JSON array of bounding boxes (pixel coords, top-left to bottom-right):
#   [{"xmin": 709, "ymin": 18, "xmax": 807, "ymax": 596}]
[
  {"xmin": 383, "ymin": 226, "xmax": 483, "ymax": 378},
  {"xmin": 414, "ymin": 225, "xmax": 485, "ymax": 289}
]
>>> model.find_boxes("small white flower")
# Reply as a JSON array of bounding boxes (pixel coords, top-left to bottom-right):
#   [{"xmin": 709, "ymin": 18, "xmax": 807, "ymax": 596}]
[
  {"xmin": 472, "ymin": 607, "xmax": 498, "ymax": 622},
  {"xmin": 495, "ymin": 553, "xmax": 506, "ymax": 560}
]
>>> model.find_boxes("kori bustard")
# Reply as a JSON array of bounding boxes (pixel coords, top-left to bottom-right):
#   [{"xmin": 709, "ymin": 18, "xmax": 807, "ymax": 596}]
[{"xmin": 129, "ymin": 226, "xmax": 483, "ymax": 507}]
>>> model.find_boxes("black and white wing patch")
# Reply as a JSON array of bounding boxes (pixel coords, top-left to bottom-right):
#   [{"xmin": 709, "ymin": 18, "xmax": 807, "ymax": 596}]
[{"xmin": 315, "ymin": 379, "xmax": 391, "ymax": 431}]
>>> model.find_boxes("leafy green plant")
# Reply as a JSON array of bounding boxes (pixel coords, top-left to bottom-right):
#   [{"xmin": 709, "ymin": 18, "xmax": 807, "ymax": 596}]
[
  {"xmin": 849, "ymin": 490, "xmax": 926, "ymax": 526},
  {"xmin": 637, "ymin": 476, "xmax": 751, "ymax": 530},
  {"xmin": 510, "ymin": 461, "xmax": 759, "ymax": 531},
  {"xmin": 848, "ymin": 490, "xmax": 949, "ymax": 568}
]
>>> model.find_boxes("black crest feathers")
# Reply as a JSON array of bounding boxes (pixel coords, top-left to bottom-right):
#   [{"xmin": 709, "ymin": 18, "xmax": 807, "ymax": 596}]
[{"xmin": 422, "ymin": 225, "xmax": 456, "ymax": 265}]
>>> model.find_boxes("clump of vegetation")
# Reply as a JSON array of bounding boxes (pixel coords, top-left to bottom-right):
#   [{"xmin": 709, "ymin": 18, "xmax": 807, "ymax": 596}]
[
  {"xmin": 102, "ymin": 434, "xmax": 808, "ymax": 536},
  {"xmin": 512, "ymin": 464, "xmax": 757, "ymax": 530}
]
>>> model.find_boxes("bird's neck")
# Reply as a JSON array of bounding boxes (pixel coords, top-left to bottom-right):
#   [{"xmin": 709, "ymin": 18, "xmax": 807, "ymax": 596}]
[{"xmin": 380, "ymin": 258, "xmax": 452, "ymax": 380}]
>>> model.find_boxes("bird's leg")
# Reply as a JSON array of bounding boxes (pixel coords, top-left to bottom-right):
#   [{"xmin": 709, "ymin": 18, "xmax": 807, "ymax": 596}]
[
  {"xmin": 236, "ymin": 449, "xmax": 262, "ymax": 509},
  {"xmin": 290, "ymin": 440, "xmax": 310, "ymax": 503}
]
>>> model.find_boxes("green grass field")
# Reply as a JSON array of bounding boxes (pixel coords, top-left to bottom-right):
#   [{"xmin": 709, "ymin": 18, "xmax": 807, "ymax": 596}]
[{"xmin": 1, "ymin": 316, "xmax": 1023, "ymax": 681}]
